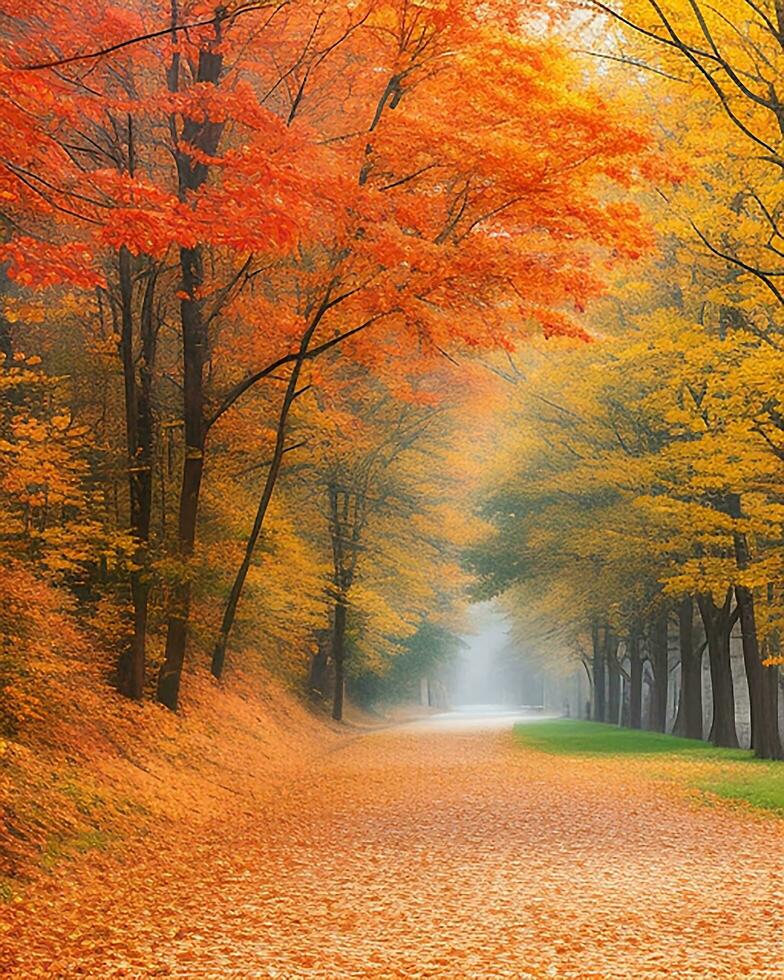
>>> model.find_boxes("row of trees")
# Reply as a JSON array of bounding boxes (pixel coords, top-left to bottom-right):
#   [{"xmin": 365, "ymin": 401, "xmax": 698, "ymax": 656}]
[
  {"xmin": 475, "ymin": 0, "xmax": 784, "ymax": 759},
  {"xmin": 0, "ymin": 1, "xmax": 645, "ymax": 729},
  {"xmin": 475, "ymin": 315, "xmax": 783, "ymax": 756}
]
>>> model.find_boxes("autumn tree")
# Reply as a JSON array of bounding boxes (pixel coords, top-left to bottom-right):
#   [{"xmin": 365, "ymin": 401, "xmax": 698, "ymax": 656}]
[
  {"xmin": 1, "ymin": 0, "xmax": 652, "ymax": 722},
  {"xmin": 187, "ymin": 2, "xmax": 654, "ymax": 698},
  {"xmin": 304, "ymin": 375, "xmax": 471, "ymax": 721}
]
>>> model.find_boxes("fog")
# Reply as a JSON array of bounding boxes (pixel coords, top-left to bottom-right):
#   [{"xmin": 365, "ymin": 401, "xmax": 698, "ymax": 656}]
[{"xmin": 450, "ymin": 602, "xmax": 545, "ymax": 709}]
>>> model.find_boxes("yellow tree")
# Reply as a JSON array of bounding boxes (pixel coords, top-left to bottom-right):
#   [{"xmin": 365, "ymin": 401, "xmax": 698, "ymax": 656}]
[{"xmin": 291, "ymin": 361, "xmax": 486, "ymax": 720}]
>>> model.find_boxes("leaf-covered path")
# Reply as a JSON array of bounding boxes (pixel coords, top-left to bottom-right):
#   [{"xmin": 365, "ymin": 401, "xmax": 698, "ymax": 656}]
[{"xmin": 6, "ymin": 713, "xmax": 784, "ymax": 978}]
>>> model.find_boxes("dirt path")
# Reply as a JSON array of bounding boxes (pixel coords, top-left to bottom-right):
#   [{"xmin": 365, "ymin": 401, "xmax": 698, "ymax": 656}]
[{"xmin": 5, "ymin": 712, "xmax": 784, "ymax": 978}]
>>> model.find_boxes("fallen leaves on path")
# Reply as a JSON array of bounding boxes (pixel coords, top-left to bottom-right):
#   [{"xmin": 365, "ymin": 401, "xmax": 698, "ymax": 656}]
[{"xmin": 3, "ymin": 721, "xmax": 784, "ymax": 978}]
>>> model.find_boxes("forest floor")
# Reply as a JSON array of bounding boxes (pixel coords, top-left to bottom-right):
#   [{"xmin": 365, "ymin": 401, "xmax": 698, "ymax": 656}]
[{"xmin": 3, "ymin": 710, "xmax": 784, "ymax": 978}]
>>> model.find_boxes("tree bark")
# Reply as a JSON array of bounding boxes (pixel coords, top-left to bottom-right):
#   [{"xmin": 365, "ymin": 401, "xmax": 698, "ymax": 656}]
[
  {"xmin": 332, "ymin": 600, "xmax": 347, "ymax": 721},
  {"xmin": 326, "ymin": 467, "xmax": 370, "ymax": 722},
  {"xmin": 0, "ymin": 262, "xmax": 13, "ymax": 365},
  {"xmin": 672, "ymin": 596, "xmax": 703, "ymax": 739},
  {"xmin": 157, "ymin": 245, "xmax": 209, "ymax": 710},
  {"xmin": 308, "ymin": 629, "xmax": 330, "ymax": 699},
  {"xmin": 628, "ymin": 632, "xmax": 643, "ymax": 729},
  {"xmin": 116, "ymin": 246, "xmax": 156, "ymax": 701},
  {"xmin": 606, "ymin": 628, "xmax": 621, "ymax": 725},
  {"xmin": 763, "ymin": 603, "xmax": 781, "ymax": 760},
  {"xmin": 649, "ymin": 609, "xmax": 669, "ymax": 733},
  {"xmin": 727, "ymin": 493, "xmax": 782, "ymax": 759},
  {"xmin": 697, "ymin": 590, "xmax": 739, "ymax": 748},
  {"xmin": 764, "ymin": 661, "xmax": 780, "ymax": 755},
  {"xmin": 158, "ymin": 11, "xmax": 226, "ymax": 710},
  {"xmin": 210, "ymin": 349, "xmax": 308, "ymax": 679},
  {"xmin": 734, "ymin": 582, "xmax": 781, "ymax": 757},
  {"xmin": 591, "ymin": 622, "xmax": 606, "ymax": 721}
]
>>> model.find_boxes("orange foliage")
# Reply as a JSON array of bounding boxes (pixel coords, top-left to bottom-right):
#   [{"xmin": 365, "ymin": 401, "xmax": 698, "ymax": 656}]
[
  {"xmin": 0, "ymin": 0, "xmax": 656, "ymax": 709},
  {"xmin": 1, "ymin": 0, "xmax": 651, "ymax": 371},
  {"xmin": 0, "ymin": 564, "xmax": 87, "ymax": 734}
]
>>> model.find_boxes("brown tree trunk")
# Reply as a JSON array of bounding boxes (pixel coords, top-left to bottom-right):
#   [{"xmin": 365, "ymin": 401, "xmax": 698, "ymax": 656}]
[
  {"xmin": 764, "ymin": 661, "xmax": 780, "ymax": 754},
  {"xmin": 606, "ymin": 628, "xmax": 621, "ymax": 725},
  {"xmin": 649, "ymin": 609, "xmax": 669, "ymax": 733},
  {"xmin": 765, "ymin": 586, "xmax": 781, "ymax": 733},
  {"xmin": 308, "ymin": 630, "xmax": 330, "ymax": 699},
  {"xmin": 672, "ymin": 596, "xmax": 703, "ymax": 739},
  {"xmin": 591, "ymin": 622, "xmax": 606, "ymax": 722},
  {"xmin": 735, "ymin": 583, "xmax": 781, "ymax": 758},
  {"xmin": 727, "ymin": 493, "xmax": 782, "ymax": 759},
  {"xmin": 158, "ymin": 13, "xmax": 226, "ymax": 710},
  {"xmin": 157, "ymin": 246, "xmax": 208, "ymax": 710},
  {"xmin": 0, "ymin": 262, "xmax": 12, "ymax": 365},
  {"xmin": 210, "ymin": 351, "xmax": 308, "ymax": 679},
  {"xmin": 763, "ymin": 595, "xmax": 781, "ymax": 755},
  {"xmin": 628, "ymin": 632, "xmax": 643, "ymax": 729},
  {"xmin": 332, "ymin": 600, "xmax": 347, "ymax": 721},
  {"xmin": 116, "ymin": 246, "xmax": 157, "ymax": 701},
  {"xmin": 326, "ymin": 469, "xmax": 368, "ymax": 723},
  {"xmin": 697, "ymin": 590, "xmax": 739, "ymax": 748}
]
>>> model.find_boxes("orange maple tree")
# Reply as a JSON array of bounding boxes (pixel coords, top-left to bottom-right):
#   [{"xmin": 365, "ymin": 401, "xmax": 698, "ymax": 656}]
[{"xmin": 1, "ymin": 0, "xmax": 651, "ymax": 710}]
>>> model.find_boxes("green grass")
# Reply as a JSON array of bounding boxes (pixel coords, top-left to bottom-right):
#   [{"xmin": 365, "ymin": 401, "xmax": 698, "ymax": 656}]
[
  {"xmin": 514, "ymin": 719, "xmax": 747, "ymax": 758},
  {"xmin": 514, "ymin": 719, "xmax": 784, "ymax": 816},
  {"xmin": 699, "ymin": 769, "xmax": 784, "ymax": 813}
]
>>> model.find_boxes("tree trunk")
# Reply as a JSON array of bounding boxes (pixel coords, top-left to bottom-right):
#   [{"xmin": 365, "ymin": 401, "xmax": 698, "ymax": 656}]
[
  {"xmin": 309, "ymin": 650, "xmax": 329, "ymax": 696},
  {"xmin": 735, "ymin": 583, "xmax": 781, "ymax": 758},
  {"xmin": 606, "ymin": 629, "xmax": 621, "ymax": 725},
  {"xmin": 307, "ymin": 628, "xmax": 332, "ymax": 699},
  {"xmin": 157, "ymin": 246, "xmax": 208, "ymax": 710},
  {"xmin": 591, "ymin": 622, "xmax": 606, "ymax": 722},
  {"xmin": 628, "ymin": 632, "xmax": 643, "ymax": 729},
  {"xmin": 332, "ymin": 600, "xmax": 347, "ymax": 722},
  {"xmin": 649, "ymin": 609, "xmax": 668, "ymax": 733},
  {"xmin": 209, "ymin": 278, "xmax": 343, "ymax": 678},
  {"xmin": 0, "ymin": 262, "xmax": 12, "ymax": 365},
  {"xmin": 672, "ymin": 596, "xmax": 703, "ymax": 739},
  {"xmin": 765, "ymin": 587, "xmax": 781, "ymax": 748},
  {"xmin": 158, "ymin": 15, "xmax": 225, "ymax": 710},
  {"xmin": 764, "ymin": 662, "xmax": 780, "ymax": 754},
  {"xmin": 210, "ymin": 349, "xmax": 307, "ymax": 679},
  {"xmin": 763, "ymin": 584, "xmax": 784, "ymax": 740},
  {"xmin": 727, "ymin": 493, "xmax": 782, "ymax": 759},
  {"xmin": 116, "ymin": 246, "xmax": 156, "ymax": 701},
  {"xmin": 326, "ymin": 471, "xmax": 367, "ymax": 724},
  {"xmin": 697, "ymin": 590, "xmax": 739, "ymax": 748}
]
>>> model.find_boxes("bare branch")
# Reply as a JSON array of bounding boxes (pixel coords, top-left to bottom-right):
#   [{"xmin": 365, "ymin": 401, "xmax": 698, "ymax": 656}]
[
  {"xmin": 206, "ymin": 308, "xmax": 400, "ymax": 429},
  {"xmin": 21, "ymin": 1, "xmax": 287, "ymax": 72}
]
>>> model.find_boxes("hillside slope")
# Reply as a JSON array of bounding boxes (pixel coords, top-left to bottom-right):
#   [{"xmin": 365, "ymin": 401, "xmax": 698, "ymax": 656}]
[{"xmin": 1, "ymin": 636, "xmax": 341, "ymax": 902}]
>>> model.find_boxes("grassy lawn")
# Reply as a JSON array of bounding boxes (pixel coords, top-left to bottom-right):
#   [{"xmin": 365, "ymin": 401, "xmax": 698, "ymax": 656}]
[{"xmin": 514, "ymin": 719, "xmax": 784, "ymax": 816}]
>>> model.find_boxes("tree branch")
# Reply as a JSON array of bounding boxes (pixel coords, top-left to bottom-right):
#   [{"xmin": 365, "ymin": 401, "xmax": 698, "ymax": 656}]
[
  {"xmin": 21, "ymin": 1, "xmax": 287, "ymax": 71},
  {"xmin": 206, "ymin": 308, "xmax": 399, "ymax": 429}
]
